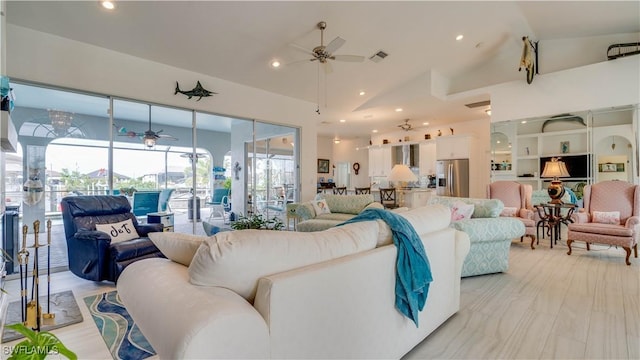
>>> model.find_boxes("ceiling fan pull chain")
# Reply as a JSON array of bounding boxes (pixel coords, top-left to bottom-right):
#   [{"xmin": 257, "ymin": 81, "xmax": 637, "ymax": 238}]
[
  {"xmin": 324, "ymin": 71, "xmax": 328, "ymax": 109},
  {"xmin": 316, "ymin": 63, "xmax": 321, "ymax": 114}
]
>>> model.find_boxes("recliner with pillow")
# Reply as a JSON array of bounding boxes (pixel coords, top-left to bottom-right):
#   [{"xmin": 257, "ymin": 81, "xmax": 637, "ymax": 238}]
[{"xmin": 61, "ymin": 195, "xmax": 164, "ymax": 282}]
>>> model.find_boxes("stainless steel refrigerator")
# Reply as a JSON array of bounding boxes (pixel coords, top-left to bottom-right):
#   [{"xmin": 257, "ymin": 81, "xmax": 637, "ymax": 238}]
[{"xmin": 436, "ymin": 159, "xmax": 469, "ymax": 197}]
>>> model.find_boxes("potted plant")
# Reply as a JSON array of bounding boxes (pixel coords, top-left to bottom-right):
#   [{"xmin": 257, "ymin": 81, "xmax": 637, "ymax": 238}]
[
  {"xmin": 230, "ymin": 213, "xmax": 284, "ymax": 231},
  {"xmin": 4, "ymin": 323, "xmax": 77, "ymax": 360}
]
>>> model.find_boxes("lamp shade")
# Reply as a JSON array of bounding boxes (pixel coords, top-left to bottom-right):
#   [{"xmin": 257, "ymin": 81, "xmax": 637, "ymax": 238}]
[
  {"xmin": 387, "ymin": 164, "xmax": 418, "ymax": 183},
  {"xmin": 541, "ymin": 158, "xmax": 570, "ymax": 178}
]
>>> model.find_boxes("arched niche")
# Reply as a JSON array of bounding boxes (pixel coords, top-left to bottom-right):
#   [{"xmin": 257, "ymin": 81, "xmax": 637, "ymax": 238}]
[{"xmin": 595, "ymin": 135, "xmax": 633, "ymax": 183}]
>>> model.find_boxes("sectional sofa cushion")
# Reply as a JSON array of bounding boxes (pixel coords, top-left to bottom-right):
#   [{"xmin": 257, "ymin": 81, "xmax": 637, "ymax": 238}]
[
  {"xmin": 428, "ymin": 196, "xmax": 504, "ymax": 218},
  {"xmin": 149, "ymin": 232, "xmax": 207, "ymax": 266},
  {"xmin": 316, "ymin": 194, "xmax": 378, "ymax": 215},
  {"xmin": 188, "ymin": 222, "xmax": 379, "ymax": 301}
]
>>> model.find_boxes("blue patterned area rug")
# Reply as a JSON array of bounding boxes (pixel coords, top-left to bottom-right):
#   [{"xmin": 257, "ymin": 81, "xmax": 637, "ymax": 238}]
[{"xmin": 83, "ymin": 291, "xmax": 156, "ymax": 360}]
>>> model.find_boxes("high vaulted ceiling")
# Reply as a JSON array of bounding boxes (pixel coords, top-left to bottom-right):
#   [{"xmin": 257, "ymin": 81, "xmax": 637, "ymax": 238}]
[{"xmin": 6, "ymin": 1, "xmax": 640, "ymax": 138}]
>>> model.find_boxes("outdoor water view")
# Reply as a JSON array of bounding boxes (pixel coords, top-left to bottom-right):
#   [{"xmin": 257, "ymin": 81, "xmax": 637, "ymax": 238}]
[{"xmin": 4, "ymin": 139, "xmax": 231, "ymax": 215}]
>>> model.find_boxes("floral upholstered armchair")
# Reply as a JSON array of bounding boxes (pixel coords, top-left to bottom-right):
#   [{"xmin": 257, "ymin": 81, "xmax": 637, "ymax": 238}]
[
  {"xmin": 487, "ymin": 181, "xmax": 537, "ymax": 248},
  {"xmin": 567, "ymin": 180, "xmax": 639, "ymax": 265}
]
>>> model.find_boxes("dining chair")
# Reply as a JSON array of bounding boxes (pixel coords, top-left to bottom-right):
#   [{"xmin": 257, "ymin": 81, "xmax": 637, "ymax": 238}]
[
  {"xmin": 355, "ymin": 187, "xmax": 371, "ymax": 195},
  {"xmin": 333, "ymin": 187, "xmax": 347, "ymax": 195},
  {"xmin": 379, "ymin": 188, "xmax": 399, "ymax": 209}
]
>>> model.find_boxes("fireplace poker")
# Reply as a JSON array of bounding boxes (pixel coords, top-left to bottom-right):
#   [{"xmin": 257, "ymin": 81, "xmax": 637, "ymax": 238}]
[
  {"xmin": 43, "ymin": 219, "xmax": 55, "ymax": 325},
  {"xmin": 19, "ymin": 224, "xmax": 29, "ymax": 323},
  {"xmin": 25, "ymin": 220, "xmax": 42, "ymax": 331}
]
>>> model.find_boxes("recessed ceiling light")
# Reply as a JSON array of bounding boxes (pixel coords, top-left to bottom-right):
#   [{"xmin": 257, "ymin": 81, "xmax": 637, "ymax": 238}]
[
  {"xmin": 339, "ymin": 119, "xmax": 346, "ymax": 123},
  {"xmin": 521, "ymin": 120, "xmax": 527, "ymax": 124},
  {"xmin": 456, "ymin": 34, "xmax": 464, "ymax": 41},
  {"xmin": 395, "ymin": 108, "xmax": 403, "ymax": 112},
  {"xmin": 485, "ymin": 109, "xmax": 492, "ymax": 116},
  {"xmin": 422, "ymin": 122, "xmax": 429, "ymax": 126},
  {"xmin": 372, "ymin": 129, "xmax": 378, "ymax": 133},
  {"xmin": 359, "ymin": 91, "xmax": 366, "ymax": 96},
  {"xmin": 270, "ymin": 60, "xmax": 281, "ymax": 68},
  {"xmin": 100, "ymin": 0, "xmax": 115, "ymax": 10},
  {"xmin": 334, "ymin": 138, "xmax": 341, "ymax": 144}
]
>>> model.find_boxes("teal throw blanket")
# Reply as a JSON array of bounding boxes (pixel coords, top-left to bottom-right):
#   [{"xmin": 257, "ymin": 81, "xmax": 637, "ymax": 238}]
[{"xmin": 339, "ymin": 208, "xmax": 432, "ymax": 326}]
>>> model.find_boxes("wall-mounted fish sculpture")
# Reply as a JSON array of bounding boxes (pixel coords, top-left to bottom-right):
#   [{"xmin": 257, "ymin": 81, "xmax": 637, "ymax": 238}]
[
  {"xmin": 541, "ymin": 113, "xmax": 586, "ymax": 132},
  {"xmin": 174, "ymin": 81, "xmax": 217, "ymax": 101}
]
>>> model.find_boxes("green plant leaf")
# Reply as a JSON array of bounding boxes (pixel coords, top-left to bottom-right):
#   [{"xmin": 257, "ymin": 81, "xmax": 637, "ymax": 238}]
[{"xmin": 6, "ymin": 323, "xmax": 77, "ymax": 360}]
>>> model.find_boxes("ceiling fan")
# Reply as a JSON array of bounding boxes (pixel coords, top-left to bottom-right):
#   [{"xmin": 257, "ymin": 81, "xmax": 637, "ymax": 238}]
[
  {"xmin": 292, "ymin": 21, "xmax": 365, "ymax": 74},
  {"xmin": 398, "ymin": 119, "xmax": 414, "ymax": 131},
  {"xmin": 119, "ymin": 105, "xmax": 178, "ymax": 148}
]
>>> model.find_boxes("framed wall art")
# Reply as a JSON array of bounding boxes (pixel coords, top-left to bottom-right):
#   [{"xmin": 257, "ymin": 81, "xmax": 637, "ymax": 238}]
[
  {"xmin": 317, "ymin": 159, "xmax": 330, "ymax": 173},
  {"xmin": 598, "ymin": 163, "xmax": 618, "ymax": 172}
]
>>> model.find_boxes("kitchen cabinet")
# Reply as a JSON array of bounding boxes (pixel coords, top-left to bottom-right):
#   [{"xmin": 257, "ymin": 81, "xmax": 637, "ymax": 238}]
[
  {"xmin": 400, "ymin": 189, "xmax": 433, "ymax": 208},
  {"xmin": 436, "ymin": 135, "xmax": 472, "ymax": 160},
  {"xmin": 368, "ymin": 146, "xmax": 392, "ymax": 177},
  {"xmin": 418, "ymin": 141, "xmax": 436, "ymax": 176}
]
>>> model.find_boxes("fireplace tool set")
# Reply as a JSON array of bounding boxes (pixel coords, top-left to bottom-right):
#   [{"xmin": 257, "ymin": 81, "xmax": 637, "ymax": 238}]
[{"xmin": 17, "ymin": 219, "xmax": 55, "ymax": 331}]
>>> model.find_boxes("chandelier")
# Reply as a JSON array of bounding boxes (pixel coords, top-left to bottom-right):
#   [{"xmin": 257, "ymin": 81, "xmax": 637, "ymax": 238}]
[{"xmin": 48, "ymin": 110, "xmax": 73, "ymax": 136}]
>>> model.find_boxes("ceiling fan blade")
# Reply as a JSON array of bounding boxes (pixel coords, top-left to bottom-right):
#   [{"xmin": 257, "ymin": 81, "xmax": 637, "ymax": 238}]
[
  {"xmin": 157, "ymin": 134, "xmax": 178, "ymax": 141},
  {"xmin": 284, "ymin": 58, "xmax": 316, "ymax": 67},
  {"xmin": 324, "ymin": 36, "xmax": 345, "ymax": 55},
  {"xmin": 289, "ymin": 42, "xmax": 315, "ymax": 57},
  {"xmin": 332, "ymin": 54, "xmax": 365, "ymax": 62}
]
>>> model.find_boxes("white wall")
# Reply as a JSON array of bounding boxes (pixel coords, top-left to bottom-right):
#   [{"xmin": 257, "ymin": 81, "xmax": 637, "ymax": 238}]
[
  {"xmin": 316, "ymin": 136, "xmax": 333, "ymax": 182},
  {"xmin": 7, "ymin": 25, "xmax": 320, "ymax": 200},
  {"xmin": 331, "ymin": 138, "xmax": 371, "ymax": 189},
  {"xmin": 487, "ymin": 56, "xmax": 640, "ymax": 123}
]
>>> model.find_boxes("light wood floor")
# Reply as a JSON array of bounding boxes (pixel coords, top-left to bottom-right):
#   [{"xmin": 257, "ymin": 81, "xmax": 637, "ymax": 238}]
[{"xmin": 1, "ymin": 236, "xmax": 638, "ymax": 359}]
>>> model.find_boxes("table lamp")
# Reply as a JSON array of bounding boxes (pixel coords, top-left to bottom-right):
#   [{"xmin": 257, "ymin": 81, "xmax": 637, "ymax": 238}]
[
  {"xmin": 541, "ymin": 157, "xmax": 570, "ymax": 204},
  {"xmin": 387, "ymin": 164, "xmax": 418, "ymax": 206}
]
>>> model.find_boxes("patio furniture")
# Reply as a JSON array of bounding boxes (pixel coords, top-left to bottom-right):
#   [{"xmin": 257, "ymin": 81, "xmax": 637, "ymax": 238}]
[{"xmin": 207, "ymin": 188, "xmax": 231, "ymax": 220}]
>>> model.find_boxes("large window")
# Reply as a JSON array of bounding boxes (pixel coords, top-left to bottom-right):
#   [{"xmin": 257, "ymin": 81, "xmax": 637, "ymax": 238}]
[{"xmin": 1, "ymin": 81, "xmax": 300, "ymax": 274}]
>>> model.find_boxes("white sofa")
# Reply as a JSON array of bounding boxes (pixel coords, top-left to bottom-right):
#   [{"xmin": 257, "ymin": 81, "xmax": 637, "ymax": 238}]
[{"xmin": 117, "ymin": 205, "xmax": 470, "ymax": 359}]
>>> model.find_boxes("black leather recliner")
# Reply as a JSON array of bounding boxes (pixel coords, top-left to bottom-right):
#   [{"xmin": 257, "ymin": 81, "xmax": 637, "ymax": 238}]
[{"xmin": 60, "ymin": 195, "xmax": 164, "ymax": 282}]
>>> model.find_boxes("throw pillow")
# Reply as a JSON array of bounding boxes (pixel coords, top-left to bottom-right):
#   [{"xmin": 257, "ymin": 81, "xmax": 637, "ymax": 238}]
[
  {"xmin": 188, "ymin": 221, "xmax": 378, "ymax": 301},
  {"xmin": 592, "ymin": 211, "xmax": 620, "ymax": 224},
  {"xmin": 149, "ymin": 232, "xmax": 207, "ymax": 266},
  {"xmin": 451, "ymin": 201, "xmax": 474, "ymax": 222},
  {"xmin": 311, "ymin": 199, "xmax": 331, "ymax": 215},
  {"xmin": 96, "ymin": 219, "xmax": 139, "ymax": 243},
  {"xmin": 501, "ymin": 207, "xmax": 518, "ymax": 217}
]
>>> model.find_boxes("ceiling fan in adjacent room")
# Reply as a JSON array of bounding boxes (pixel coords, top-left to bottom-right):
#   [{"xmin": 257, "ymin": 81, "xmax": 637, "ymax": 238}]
[
  {"xmin": 290, "ymin": 21, "xmax": 365, "ymax": 74},
  {"xmin": 398, "ymin": 119, "xmax": 414, "ymax": 131},
  {"xmin": 118, "ymin": 105, "xmax": 178, "ymax": 148}
]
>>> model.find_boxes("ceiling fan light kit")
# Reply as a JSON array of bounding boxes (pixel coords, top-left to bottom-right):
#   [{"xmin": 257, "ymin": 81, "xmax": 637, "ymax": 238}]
[
  {"xmin": 398, "ymin": 119, "xmax": 413, "ymax": 131},
  {"xmin": 118, "ymin": 105, "xmax": 178, "ymax": 148}
]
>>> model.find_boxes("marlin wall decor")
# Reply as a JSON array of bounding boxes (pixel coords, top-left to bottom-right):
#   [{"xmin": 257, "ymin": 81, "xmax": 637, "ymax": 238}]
[{"xmin": 174, "ymin": 81, "xmax": 217, "ymax": 101}]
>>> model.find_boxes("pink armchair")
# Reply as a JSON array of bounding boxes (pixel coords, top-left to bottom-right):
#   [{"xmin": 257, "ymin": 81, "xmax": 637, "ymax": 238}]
[
  {"xmin": 487, "ymin": 181, "xmax": 537, "ymax": 249},
  {"xmin": 567, "ymin": 180, "xmax": 639, "ymax": 265}
]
